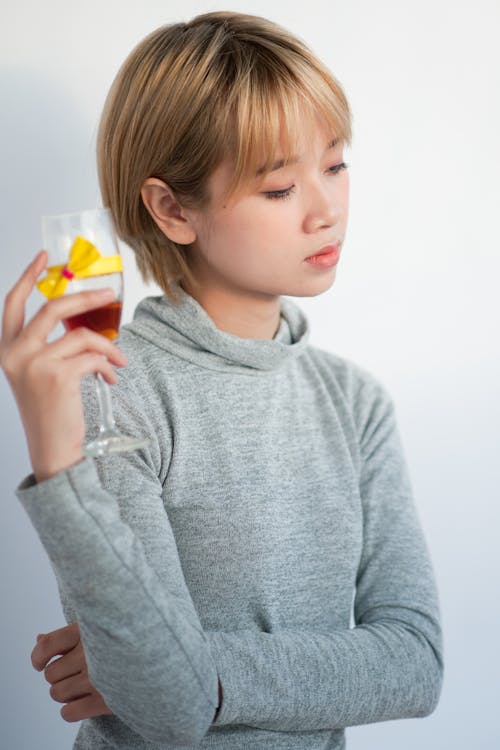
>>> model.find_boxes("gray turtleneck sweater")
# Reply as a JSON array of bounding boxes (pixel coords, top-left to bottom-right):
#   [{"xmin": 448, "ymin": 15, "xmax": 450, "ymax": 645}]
[{"xmin": 16, "ymin": 288, "xmax": 443, "ymax": 750}]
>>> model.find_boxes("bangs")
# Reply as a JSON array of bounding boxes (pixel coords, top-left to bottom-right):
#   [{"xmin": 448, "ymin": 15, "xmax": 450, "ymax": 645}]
[
  {"xmin": 97, "ymin": 10, "xmax": 353, "ymax": 302},
  {"xmin": 219, "ymin": 58, "xmax": 352, "ymax": 202}
]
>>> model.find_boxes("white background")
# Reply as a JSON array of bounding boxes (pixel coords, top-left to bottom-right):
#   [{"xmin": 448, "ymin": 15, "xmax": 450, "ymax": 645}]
[{"xmin": 1, "ymin": 1, "xmax": 499, "ymax": 748}]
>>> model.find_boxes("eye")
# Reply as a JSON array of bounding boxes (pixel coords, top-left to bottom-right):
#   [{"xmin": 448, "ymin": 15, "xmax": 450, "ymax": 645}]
[
  {"xmin": 263, "ymin": 185, "xmax": 296, "ymax": 201},
  {"xmin": 328, "ymin": 162, "xmax": 349, "ymax": 175},
  {"xmin": 262, "ymin": 162, "xmax": 349, "ymax": 201}
]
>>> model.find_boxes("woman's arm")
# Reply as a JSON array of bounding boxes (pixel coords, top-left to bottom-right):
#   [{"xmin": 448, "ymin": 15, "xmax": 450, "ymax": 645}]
[
  {"xmin": 16, "ymin": 387, "xmax": 220, "ymax": 745},
  {"xmin": 206, "ymin": 386, "xmax": 443, "ymax": 731},
  {"xmin": 31, "ymin": 621, "xmax": 223, "ymax": 726},
  {"xmin": 3, "ymin": 256, "xmax": 219, "ymax": 744},
  {"xmin": 25, "ymin": 372, "xmax": 441, "ymax": 736}
]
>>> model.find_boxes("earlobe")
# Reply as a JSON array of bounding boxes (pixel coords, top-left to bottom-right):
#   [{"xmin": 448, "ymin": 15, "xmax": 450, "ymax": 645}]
[{"xmin": 141, "ymin": 178, "xmax": 197, "ymax": 245}]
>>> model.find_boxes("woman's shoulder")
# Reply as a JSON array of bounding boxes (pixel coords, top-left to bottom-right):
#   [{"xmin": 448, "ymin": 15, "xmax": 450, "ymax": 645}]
[
  {"xmin": 305, "ymin": 344, "xmax": 392, "ymax": 407},
  {"xmin": 304, "ymin": 346, "xmax": 399, "ymax": 457}
]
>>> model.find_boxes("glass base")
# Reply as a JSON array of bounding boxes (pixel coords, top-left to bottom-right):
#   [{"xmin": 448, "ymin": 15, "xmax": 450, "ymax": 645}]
[{"xmin": 83, "ymin": 430, "xmax": 150, "ymax": 457}]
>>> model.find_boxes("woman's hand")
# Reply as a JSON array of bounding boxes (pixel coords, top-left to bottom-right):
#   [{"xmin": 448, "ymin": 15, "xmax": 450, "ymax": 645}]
[
  {"xmin": 31, "ymin": 622, "xmax": 112, "ymax": 722},
  {"xmin": 0, "ymin": 251, "xmax": 128, "ymax": 482}
]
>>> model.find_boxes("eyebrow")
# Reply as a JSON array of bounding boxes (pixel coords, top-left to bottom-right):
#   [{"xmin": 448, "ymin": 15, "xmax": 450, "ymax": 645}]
[{"xmin": 256, "ymin": 138, "xmax": 340, "ymax": 176}]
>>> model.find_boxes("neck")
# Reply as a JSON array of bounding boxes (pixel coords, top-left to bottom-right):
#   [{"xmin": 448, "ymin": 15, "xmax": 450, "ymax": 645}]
[{"xmin": 180, "ymin": 281, "xmax": 282, "ymax": 340}]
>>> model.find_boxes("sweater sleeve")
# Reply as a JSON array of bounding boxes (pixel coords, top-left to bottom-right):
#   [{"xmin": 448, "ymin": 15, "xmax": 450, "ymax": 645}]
[
  {"xmin": 208, "ymin": 382, "xmax": 443, "ymax": 731},
  {"xmin": 15, "ymin": 372, "xmax": 219, "ymax": 746}
]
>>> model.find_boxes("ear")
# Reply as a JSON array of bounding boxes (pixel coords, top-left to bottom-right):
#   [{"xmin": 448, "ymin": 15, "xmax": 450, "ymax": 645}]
[{"xmin": 141, "ymin": 178, "xmax": 198, "ymax": 245}]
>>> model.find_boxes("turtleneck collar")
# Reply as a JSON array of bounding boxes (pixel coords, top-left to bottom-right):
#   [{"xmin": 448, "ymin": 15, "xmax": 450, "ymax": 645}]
[{"xmin": 127, "ymin": 285, "xmax": 310, "ymax": 373}]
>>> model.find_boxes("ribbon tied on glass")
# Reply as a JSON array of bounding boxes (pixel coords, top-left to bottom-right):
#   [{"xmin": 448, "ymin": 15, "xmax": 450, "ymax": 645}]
[{"xmin": 37, "ymin": 236, "xmax": 123, "ymax": 299}]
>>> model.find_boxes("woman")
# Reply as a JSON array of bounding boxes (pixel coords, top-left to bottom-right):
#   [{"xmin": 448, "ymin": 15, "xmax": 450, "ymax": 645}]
[{"xmin": 1, "ymin": 11, "xmax": 443, "ymax": 749}]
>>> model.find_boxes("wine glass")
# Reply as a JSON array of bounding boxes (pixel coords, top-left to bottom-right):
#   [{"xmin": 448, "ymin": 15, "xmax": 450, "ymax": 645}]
[{"xmin": 40, "ymin": 207, "xmax": 149, "ymax": 456}]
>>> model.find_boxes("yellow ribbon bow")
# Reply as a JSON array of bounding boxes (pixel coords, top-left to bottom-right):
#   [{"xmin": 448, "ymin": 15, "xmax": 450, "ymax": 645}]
[{"xmin": 37, "ymin": 236, "xmax": 123, "ymax": 299}]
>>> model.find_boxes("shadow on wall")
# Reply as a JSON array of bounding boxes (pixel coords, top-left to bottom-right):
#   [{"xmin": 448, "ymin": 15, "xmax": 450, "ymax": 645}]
[{"xmin": 0, "ymin": 66, "xmax": 100, "ymax": 304}]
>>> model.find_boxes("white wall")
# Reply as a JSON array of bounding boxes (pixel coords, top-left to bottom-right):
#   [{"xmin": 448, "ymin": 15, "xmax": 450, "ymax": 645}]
[{"xmin": 1, "ymin": 1, "xmax": 498, "ymax": 748}]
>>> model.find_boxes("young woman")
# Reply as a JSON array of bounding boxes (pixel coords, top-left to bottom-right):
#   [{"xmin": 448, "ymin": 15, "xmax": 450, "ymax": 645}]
[{"xmin": 1, "ymin": 11, "xmax": 443, "ymax": 750}]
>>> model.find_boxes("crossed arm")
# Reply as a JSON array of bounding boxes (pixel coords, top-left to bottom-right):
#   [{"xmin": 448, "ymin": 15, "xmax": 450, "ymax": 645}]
[
  {"xmin": 25, "ymin": 381, "xmax": 443, "ymax": 737},
  {"xmin": 31, "ymin": 624, "xmax": 223, "ymax": 725}
]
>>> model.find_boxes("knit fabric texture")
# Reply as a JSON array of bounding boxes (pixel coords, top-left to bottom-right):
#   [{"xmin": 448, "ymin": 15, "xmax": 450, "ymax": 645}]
[{"xmin": 16, "ymin": 286, "xmax": 443, "ymax": 749}]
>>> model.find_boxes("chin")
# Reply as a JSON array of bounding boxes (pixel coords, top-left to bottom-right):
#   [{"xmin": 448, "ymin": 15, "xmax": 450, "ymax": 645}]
[{"xmin": 283, "ymin": 268, "xmax": 338, "ymax": 298}]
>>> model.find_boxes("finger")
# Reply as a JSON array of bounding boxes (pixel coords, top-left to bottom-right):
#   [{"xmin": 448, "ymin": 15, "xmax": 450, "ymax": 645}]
[
  {"xmin": 44, "ymin": 642, "xmax": 85, "ymax": 685},
  {"xmin": 60, "ymin": 693, "xmax": 113, "ymax": 723},
  {"xmin": 1, "ymin": 251, "xmax": 48, "ymax": 346},
  {"xmin": 22, "ymin": 288, "xmax": 116, "ymax": 346},
  {"xmin": 49, "ymin": 671, "xmax": 91, "ymax": 703},
  {"xmin": 31, "ymin": 622, "xmax": 80, "ymax": 671},
  {"xmin": 64, "ymin": 352, "xmax": 121, "ymax": 385},
  {"xmin": 43, "ymin": 327, "xmax": 128, "ymax": 367}
]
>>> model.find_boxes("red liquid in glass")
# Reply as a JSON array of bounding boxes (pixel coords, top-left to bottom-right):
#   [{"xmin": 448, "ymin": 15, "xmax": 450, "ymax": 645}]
[{"xmin": 63, "ymin": 301, "xmax": 123, "ymax": 340}]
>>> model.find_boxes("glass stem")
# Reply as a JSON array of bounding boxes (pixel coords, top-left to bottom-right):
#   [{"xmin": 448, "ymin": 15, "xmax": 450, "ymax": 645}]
[{"xmin": 95, "ymin": 372, "xmax": 117, "ymax": 434}]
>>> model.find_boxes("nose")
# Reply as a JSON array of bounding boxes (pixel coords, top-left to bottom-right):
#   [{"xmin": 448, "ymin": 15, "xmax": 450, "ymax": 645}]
[{"xmin": 302, "ymin": 180, "xmax": 341, "ymax": 234}]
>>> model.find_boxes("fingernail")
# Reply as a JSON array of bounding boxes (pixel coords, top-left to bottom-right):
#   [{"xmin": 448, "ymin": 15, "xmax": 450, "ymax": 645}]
[
  {"xmin": 98, "ymin": 288, "xmax": 115, "ymax": 298},
  {"xmin": 35, "ymin": 251, "xmax": 46, "ymax": 268}
]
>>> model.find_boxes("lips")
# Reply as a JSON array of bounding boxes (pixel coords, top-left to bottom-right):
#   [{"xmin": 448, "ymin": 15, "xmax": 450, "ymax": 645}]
[{"xmin": 306, "ymin": 241, "xmax": 341, "ymax": 260}]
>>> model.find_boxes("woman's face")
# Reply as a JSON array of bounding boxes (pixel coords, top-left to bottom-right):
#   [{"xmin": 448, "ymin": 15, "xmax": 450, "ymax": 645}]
[{"xmin": 182, "ymin": 114, "xmax": 350, "ymax": 303}]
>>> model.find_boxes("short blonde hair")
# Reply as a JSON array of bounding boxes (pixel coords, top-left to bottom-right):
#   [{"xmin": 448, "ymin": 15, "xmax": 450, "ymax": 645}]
[{"xmin": 97, "ymin": 10, "xmax": 353, "ymax": 303}]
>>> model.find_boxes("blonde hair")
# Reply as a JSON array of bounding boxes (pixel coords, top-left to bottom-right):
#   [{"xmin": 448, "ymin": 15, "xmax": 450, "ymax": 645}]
[{"xmin": 97, "ymin": 10, "xmax": 353, "ymax": 303}]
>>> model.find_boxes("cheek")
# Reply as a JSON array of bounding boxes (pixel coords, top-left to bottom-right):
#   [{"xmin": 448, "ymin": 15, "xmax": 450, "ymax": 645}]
[
  {"xmin": 342, "ymin": 173, "xmax": 350, "ymax": 205},
  {"xmin": 333, "ymin": 175, "xmax": 350, "ymax": 219},
  {"xmin": 202, "ymin": 213, "xmax": 255, "ymax": 267},
  {"xmin": 219, "ymin": 206, "xmax": 285, "ymax": 246},
  {"xmin": 205, "ymin": 201, "xmax": 294, "ymax": 270}
]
